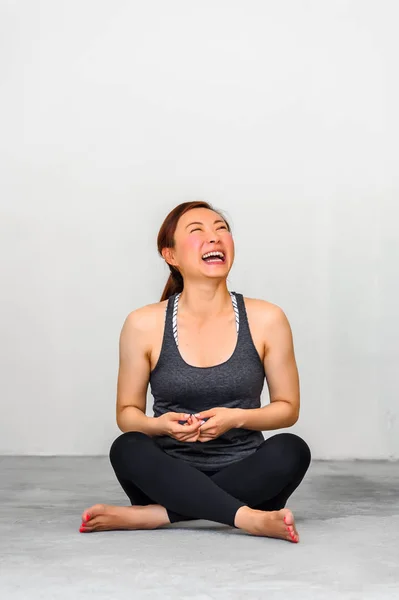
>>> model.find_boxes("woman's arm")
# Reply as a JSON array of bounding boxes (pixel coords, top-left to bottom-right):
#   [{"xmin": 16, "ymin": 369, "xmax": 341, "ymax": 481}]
[
  {"xmin": 116, "ymin": 308, "xmax": 160, "ymax": 437},
  {"xmin": 234, "ymin": 304, "xmax": 300, "ymax": 431}
]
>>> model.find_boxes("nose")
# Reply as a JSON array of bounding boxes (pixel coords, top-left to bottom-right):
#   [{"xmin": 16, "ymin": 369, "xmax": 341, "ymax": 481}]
[{"xmin": 208, "ymin": 230, "xmax": 219, "ymax": 244}]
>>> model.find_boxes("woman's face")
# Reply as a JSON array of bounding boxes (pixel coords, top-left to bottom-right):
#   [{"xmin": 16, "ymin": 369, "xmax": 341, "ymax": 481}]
[{"xmin": 164, "ymin": 207, "xmax": 235, "ymax": 281}]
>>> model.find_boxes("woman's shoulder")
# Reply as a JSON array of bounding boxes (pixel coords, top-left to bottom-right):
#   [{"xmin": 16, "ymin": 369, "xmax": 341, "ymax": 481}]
[
  {"xmin": 240, "ymin": 294, "xmax": 288, "ymax": 325},
  {"xmin": 123, "ymin": 299, "xmax": 168, "ymax": 334}
]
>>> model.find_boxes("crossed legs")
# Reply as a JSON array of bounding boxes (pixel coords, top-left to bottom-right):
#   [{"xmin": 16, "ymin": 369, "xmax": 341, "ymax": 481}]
[{"xmin": 80, "ymin": 431, "xmax": 311, "ymax": 542}]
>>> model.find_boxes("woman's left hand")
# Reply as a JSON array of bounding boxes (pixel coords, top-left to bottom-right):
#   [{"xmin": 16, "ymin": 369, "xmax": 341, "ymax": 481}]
[{"xmin": 193, "ymin": 407, "xmax": 239, "ymax": 442}]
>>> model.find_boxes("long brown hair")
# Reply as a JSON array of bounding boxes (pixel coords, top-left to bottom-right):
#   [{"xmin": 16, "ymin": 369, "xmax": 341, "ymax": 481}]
[{"xmin": 157, "ymin": 201, "xmax": 231, "ymax": 301}]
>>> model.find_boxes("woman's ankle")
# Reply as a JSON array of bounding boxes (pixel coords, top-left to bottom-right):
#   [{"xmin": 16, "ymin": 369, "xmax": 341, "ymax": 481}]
[{"xmin": 234, "ymin": 505, "xmax": 258, "ymax": 530}]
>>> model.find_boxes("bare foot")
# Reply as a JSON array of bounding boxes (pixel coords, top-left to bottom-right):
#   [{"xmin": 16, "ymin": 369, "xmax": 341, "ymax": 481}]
[
  {"xmin": 79, "ymin": 503, "xmax": 170, "ymax": 533},
  {"xmin": 234, "ymin": 506, "xmax": 299, "ymax": 543}
]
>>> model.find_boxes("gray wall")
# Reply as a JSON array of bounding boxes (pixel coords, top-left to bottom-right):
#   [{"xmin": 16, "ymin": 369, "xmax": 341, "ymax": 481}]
[{"xmin": 1, "ymin": 1, "xmax": 398, "ymax": 458}]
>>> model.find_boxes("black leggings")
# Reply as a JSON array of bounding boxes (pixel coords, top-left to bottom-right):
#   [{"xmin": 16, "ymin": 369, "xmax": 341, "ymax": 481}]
[{"xmin": 109, "ymin": 431, "xmax": 311, "ymax": 527}]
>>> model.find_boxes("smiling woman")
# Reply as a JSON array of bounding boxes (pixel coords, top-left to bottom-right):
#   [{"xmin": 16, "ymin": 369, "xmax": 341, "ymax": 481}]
[
  {"xmin": 80, "ymin": 201, "xmax": 311, "ymax": 544},
  {"xmin": 157, "ymin": 201, "xmax": 233, "ymax": 301}
]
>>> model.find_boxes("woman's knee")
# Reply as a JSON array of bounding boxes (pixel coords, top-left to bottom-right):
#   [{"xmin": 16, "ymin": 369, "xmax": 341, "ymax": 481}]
[
  {"xmin": 109, "ymin": 431, "xmax": 150, "ymax": 465},
  {"xmin": 265, "ymin": 432, "xmax": 311, "ymax": 471}
]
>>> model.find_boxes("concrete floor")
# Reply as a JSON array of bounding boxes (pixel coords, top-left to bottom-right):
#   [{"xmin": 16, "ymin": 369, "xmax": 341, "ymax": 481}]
[{"xmin": 1, "ymin": 458, "xmax": 398, "ymax": 600}]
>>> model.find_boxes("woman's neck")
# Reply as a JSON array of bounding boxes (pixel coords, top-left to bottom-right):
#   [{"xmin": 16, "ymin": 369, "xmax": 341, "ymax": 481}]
[{"xmin": 178, "ymin": 282, "xmax": 232, "ymax": 320}]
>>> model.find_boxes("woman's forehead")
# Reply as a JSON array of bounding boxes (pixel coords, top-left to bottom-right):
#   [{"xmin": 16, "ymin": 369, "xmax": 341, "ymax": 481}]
[{"xmin": 179, "ymin": 208, "xmax": 224, "ymax": 227}]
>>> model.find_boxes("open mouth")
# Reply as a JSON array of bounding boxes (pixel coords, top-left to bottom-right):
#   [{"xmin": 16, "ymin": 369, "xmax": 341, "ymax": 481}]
[{"xmin": 202, "ymin": 251, "xmax": 226, "ymax": 264}]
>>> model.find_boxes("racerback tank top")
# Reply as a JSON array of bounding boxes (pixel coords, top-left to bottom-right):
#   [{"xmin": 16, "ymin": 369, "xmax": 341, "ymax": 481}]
[{"xmin": 149, "ymin": 291, "xmax": 265, "ymax": 470}]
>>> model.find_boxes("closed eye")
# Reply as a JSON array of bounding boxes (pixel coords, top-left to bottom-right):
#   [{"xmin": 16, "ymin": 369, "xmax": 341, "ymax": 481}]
[{"xmin": 190, "ymin": 225, "xmax": 227, "ymax": 233}]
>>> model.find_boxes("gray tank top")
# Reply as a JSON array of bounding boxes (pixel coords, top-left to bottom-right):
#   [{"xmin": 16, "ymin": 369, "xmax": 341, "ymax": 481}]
[{"xmin": 149, "ymin": 292, "xmax": 265, "ymax": 470}]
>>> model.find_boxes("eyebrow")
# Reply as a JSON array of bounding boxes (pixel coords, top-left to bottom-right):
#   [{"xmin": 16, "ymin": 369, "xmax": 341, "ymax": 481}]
[{"xmin": 185, "ymin": 219, "xmax": 225, "ymax": 229}]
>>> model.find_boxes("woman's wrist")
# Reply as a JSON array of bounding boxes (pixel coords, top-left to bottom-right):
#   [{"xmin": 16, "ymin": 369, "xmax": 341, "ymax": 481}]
[
  {"xmin": 146, "ymin": 415, "xmax": 164, "ymax": 437},
  {"xmin": 231, "ymin": 408, "xmax": 245, "ymax": 429},
  {"xmin": 118, "ymin": 409, "xmax": 164, "ymax": 437}
]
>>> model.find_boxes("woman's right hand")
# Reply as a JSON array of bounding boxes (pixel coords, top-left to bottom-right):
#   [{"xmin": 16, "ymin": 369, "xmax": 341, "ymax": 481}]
[{"xmin": 156, "ymin": 412, "xmax": 203, "ymax": 442}]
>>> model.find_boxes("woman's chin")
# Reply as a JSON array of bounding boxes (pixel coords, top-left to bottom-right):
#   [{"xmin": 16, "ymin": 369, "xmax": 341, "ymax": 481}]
[{"xmin": 201, "ymin": 266, "xmax": 231, "ymax": 278}]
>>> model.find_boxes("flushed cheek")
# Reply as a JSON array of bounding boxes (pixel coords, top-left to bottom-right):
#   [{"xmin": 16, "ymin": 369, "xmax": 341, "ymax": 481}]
[
  {"xmin": 176, "ymin": 238, "xmax": 202, "ymax": 269},
  {"xmin": 184, "ymin": 237, "xmax": 203, "ymax": 254},
  {"xmin": 224, "ymin": 235, "xmax": 234, "ymax": 259}
]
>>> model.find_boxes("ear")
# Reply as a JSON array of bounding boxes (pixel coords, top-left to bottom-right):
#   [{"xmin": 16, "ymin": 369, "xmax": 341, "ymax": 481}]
[{"xmin": 161, "ymin": 247, "xmax": 177, "ymax": 267}]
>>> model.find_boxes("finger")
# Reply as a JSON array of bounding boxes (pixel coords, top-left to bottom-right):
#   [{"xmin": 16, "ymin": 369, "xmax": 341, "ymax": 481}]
[
  {"xmin": 190, "ymin": 415, "xmax": 205, "ymax": 426},
  {"xmin": 194, "ymin": 410, "xmax": 214, "ymax": 419},
  {"xmin": 174, "ymin": 412, "xmax": 191, "ymax": 421},
  {"xmin": 176, "ymin": 430, "xmax": 201, "ymax": 441},
  {"xmin": 178, "ymin": 420, "xmax": 201, "ymax": 441},
  {"xmin": 168, "ymin": 412, "xmax": 191, "ymax": 424},
  {"xmin": 180, "ymin": 435, "xmax": 200, "ymax": 442},
  {"xmin": 174, "ymin": 427, "xmax": 201, "ymax": 441},
  {"xmin": 173, "ymin": 420, "xmax": 201, "ymax": 434},
  {"xmin": 179, "ymin": 414, "xmax": 199, "ymax": 426},
  {"xmin": 184, "ymin": 422, "xmax": 202, "ymax": 433},
  {"xmin": 198, "ymin": 431, "xmax": 215, "ymax": 440},
  {"xmin": 185, "ymin": 417, "xmax": 203, "ymax": 430},
  {"xmin": 174, "ymin": 415, "xmax": 203, "ymax": 438}
]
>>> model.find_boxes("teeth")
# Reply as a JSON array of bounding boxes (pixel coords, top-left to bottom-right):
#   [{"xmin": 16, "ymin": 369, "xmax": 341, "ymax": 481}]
[{"xmin": 202, "ymin": 251, "xmax": 225, "ymax": 259}]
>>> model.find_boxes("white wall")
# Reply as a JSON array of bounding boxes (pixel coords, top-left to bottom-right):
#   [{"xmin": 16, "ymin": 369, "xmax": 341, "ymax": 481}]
[{"xmin": 1, "ymin": 0, "xmax": 398, "ymax": 458}]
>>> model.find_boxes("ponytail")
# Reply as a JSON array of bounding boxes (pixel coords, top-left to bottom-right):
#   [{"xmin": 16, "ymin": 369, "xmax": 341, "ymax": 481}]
[{"xmin": 160, "ymin": 266, "xmax": 184, "ymax": 301}]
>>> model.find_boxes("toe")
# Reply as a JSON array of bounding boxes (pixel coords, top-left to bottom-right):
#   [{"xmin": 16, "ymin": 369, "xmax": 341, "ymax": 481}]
[
  {"xmin": 82, "ymin": 503, "xmax": 106, "ymax": 523},
  {"xmin": 287, "ymin": 532, "xmax": 297, "ymax": 542},
  {"xmin": 281, "ymin": 509, "xmax": 299, "ymax": 543},
  {"xmin": 282, "ymin": 509, "xmax": 294, "ymax": 526},
  {"xmin": 79, "ymin": 525, "xmax": 91, "ymax": 533},
  {"xmin": 80, "ymin": 518, "xmax": 100, "ymax": 532},
  {"xmin": 84, "ymin": 516, "xmax": 102, "ymax": 529},
  {"xmin": 81, "ymin": 508, "xmax": 92, "ymax": 522}
]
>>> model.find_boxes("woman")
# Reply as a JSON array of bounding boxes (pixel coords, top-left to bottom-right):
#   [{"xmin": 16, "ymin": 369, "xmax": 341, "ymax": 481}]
[{"xmin": 80, "ymin": 201, "xmax": 311, "ymax": 543}]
